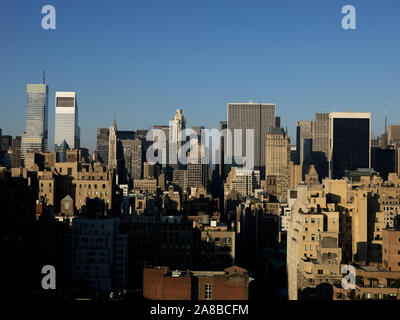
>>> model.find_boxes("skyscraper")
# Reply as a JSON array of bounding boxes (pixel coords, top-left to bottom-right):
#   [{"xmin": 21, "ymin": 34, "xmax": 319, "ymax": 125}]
[
  {"xmin": 312, "ymin": 112, "xmax": 329, "ymax": 179},
  {"xmin": 171, "ymin": 109, "xmax": 186, "ymax": 151},
  {"xmin": 121, "ymin": 138, "xmax": 144, "ymax": 181},
  {"xmin": 296, "ymin": 120, "xmax": 313, "ymax": 166},
  {"xmin": 388, "ymin": 124, "xmax": 400, "ymax": 145},
  {"xmin": 227, "ymin": 101, "xmax": 276, "ymax": 177},
  {"xmin": 21, "ymin": 80, "xmax": 49, "ymax": 164},
  {"xmin": 108, "ymin": 118, "xmax": 118, "ymax": 170},
  {"xmin": 329, "ymin": 112, "xmax": 371, "ymax": 179},
  {"xmin": 219, "ymin": 121, "xmax": 227, "ymax": 179},
  {"xmin": 11, "ymin": 136, "xmax": 21, "ymax": 168},
  {"xmin": 54, "ymin": 91, "xmax": 80, "ymax": 150},
  {"xmin": 265, "ymin": 127, "xmax": 290, "ymax": 200},
  {"xmin": 96, "ymin": 128, "xmax": 109, "ymax": 165}
]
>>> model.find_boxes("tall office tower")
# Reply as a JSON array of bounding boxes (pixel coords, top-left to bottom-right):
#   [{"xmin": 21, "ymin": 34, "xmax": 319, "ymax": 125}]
[
  {"xmin": 152, "ymin": 125, "xmax": 170, "ymax": 165},
  {"xmin": 171, "ymin": 109, "xmax": 186, "ymax": 151},
  {"xmin": 121, "ymin": 138, "xmax": 143, "ymax": 181},
  {"xmin": 54, "ymin": 91, "xmax": 80, "ymax": 150},
  {"xmin": 388, "ymin": 124, "xmax": 400, "ymax": 145},
  {"xmin": 329, "ymin": 112, "xmax": 371, "ymax": 179},
  {"xmin": 96, "ymin": 128, "xmax": 110, "ymax": 165},
  {"xmin": 0, "ymin": 132, "xmax": 12, "ymax": 165},
  {"xmin": 227, "ymin": 101, "xmax": 276, "ymax": 177},
  {"xmin": 187, "ymin": 143, "xmax": 208, "ymax": 189},
  {"xmin": 219, "ymin": 121, "xmax": 227, "ymax": 179},
  {"xmin": 108, "ymin": 118, "xmax": 118, "ymax": 170},
  {"xmin": 312, "ymin": 113, "xmax": 329, "ymax": 179},
  {"xmin": 21, "ymin": 81, "xmax": 49, "ymax": 164},
  {"xmin": 265, "ymin": 127, "xmax": 291, "ymax": 200},
  {"xmin": 1, "ymin": 135, "xmax": 12, "ymax": 151},
  {"xmin": 296, "ymin": 120, "xmax": 313, "ymax": 166},
  {"xmin": 11, "ymin": 136, "xmax": 21, "ymax": 168}
]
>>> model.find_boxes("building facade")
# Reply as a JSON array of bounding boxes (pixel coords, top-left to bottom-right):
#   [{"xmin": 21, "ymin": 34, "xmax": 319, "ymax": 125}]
[
  {"xmin": 55, "ymin": 92, "xmax": 80, "ymax": 150},
  {"xmin": 21, "ymin": 83, "xmax": 49, "ymax": 164}
]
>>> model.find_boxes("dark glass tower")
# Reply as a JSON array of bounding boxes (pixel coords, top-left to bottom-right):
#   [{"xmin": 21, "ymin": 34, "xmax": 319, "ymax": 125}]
[{"xmin": 329, "ymin": 112, "xmax": 371, "ymax": 179}]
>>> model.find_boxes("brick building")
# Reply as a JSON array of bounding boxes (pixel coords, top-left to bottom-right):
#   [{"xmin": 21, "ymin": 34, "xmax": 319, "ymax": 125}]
[{"xmin": 143, "ymin": 266, "xmax": 251, "ymax": 300}]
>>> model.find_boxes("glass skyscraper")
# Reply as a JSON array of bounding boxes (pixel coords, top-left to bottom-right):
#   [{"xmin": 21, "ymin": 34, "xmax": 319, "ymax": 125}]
[
  {"xmin": 21, "ymin": 83, "xmax": 49, "ymax": 164},
  {"xmin": 54, "ymin": 92, "xmax": 80, "ymax": 150},
  {"xmin": 329, "ymin": 112, "xmax": 371, "ymax": 179}
]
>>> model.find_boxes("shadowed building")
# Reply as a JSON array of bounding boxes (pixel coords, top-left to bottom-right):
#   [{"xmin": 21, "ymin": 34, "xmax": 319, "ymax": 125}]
[
  {"xmin": 329, "ymin": 112, "xmax": 371, "ymax": 179},
  {"xmin": 227, "ymin": 102, "xmax": 276, "ymax": 177}
]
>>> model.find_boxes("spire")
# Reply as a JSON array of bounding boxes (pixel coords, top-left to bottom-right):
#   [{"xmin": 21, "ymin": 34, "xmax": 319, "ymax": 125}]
[
  {"xmin": 384, "ymin": 108, "xmax": 388, "ymax": 134},
  {"xmin": 112, "ymin": 112, "xmax": 117, "ymax": 127}
]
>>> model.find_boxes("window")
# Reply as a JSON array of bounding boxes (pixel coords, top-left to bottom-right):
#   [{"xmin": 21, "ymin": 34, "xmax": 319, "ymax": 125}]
[
  {"xmin": 318, "ymin": 269, "xmax": 323, "ymax": 275},
  {"xmin": 205, "ymin": 284, "xmax": 212, "ymax": 299}
]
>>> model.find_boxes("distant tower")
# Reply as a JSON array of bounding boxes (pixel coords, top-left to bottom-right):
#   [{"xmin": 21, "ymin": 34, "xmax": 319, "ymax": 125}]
[
  {"xmin": 108, "ymin": 115, "xmax": 118, "ymax": 170},
  {"xmin": 385, "ymin": 109, "xmax": 388, "ymax": 134},
  {"xmin": 55, "ymin": 91, "xmax": 80, "ymax": 150},
  {"xmin": 170, "ymin": 108, "xmax": 186, "ymax": 155},
  {"xmin": 21, "ymin": 73, "xmax": 49, "ymax": 165},
  {"xmin": 328, "ymin": 112, "xmax": 371, "ymax": 179}
]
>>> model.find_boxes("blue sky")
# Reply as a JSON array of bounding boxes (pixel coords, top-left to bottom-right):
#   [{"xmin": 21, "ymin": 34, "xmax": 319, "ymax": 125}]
[{"xmin": 0, "ymin": 0, "xmax": 399, "ymax": 152}]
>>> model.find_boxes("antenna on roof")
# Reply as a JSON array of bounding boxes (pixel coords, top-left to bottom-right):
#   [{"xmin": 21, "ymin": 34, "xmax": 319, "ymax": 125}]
[
  {"xmin": 42, "ymin": 70, "xmax": 45, "ymax": 84},
  {"xmin": 384, "ymin": 108, "xmax": 388, "ymax": 134}
]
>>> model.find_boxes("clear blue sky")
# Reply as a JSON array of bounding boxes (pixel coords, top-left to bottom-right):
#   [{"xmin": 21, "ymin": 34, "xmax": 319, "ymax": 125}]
[{"xmin": 0, "ymin": 0, "xmax": 399, "ymax": 152}]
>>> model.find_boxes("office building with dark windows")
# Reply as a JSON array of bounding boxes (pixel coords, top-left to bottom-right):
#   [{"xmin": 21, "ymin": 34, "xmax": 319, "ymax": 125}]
[{"xmin": 328, "ymin": 112, "xmax": 371, "ymax": 179}]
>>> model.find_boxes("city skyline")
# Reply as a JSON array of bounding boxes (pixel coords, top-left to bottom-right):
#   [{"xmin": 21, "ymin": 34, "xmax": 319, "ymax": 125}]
[
  {"xmin": 1, "ymin": 0, "xmax": 400, "ymax": 152},
  {"xmin": 3, "ymin": 0, "xmax": 400, "ymax": 305}
]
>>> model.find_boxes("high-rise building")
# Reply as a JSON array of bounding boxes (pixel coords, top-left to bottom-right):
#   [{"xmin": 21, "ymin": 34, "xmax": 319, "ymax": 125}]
[
  {"xmin": 312, "ymin": 113, "xmax": 329, "ymax": 179},
  {"xmin": 0, "ymin": 133, "xmax": 12, "ymax": 166},
  {"xmin": 54, "ymin": 91, "xmax": 80, "ymax": 150},
  {"xmin": 187, "ymin": 143, "xmax": 208, "ymax": 189},
  {"xmin": 227, "ymin": 101, "xmax": 276, "ymax": 177},
  {"xmin": 11, "ymin": 136, "xmax": 21, "ymax": 168},
  {"xmin": 329, "ymin": 112, "xmax": 371, "ymax": 179},
  {"xmin": 219, "ymin": 121, "xmax": 227, "ymax": 179},
  {"xmin": 108, "ymin": 118, "xmax": 118, "ymax": 171},
  {"xmin": 171, "ymin": 108, "xmax": 186, "ymax": 151},
  {"xmin": 265, "ymin": 127, "xmax": 290, "ymax": 200},
  {"xmin": 1, "ymin": 135, "xmax": 12, "ymax": 152},
  {"xmin": 96, "ymin": 128, "xmax": 109, "ymax": 165},
  {"xmin": 21, "ymin": 81, "xmax": 49, "ymax": 164},
  {"xmin": 296, "ymin": 120, "xmax": 313, "ymax": 166},
  {"xmin": 121, "ymin": 138, "xmax": 143, "ymax": 181},
  {"xmin": 388, "ymin": 124, "xmax": 400, "ymax": 145},
  {"xmin": 152, "ymin": 125, "xmax": 170, "ymax": 167}
]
